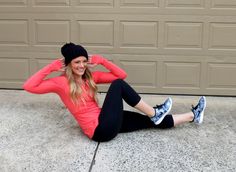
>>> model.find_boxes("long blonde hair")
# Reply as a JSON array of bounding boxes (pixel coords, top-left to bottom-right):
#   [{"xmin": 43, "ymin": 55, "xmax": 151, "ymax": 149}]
[{"xmin": 65, "ymin": 64, "xmax": 98, "ymax": 104}]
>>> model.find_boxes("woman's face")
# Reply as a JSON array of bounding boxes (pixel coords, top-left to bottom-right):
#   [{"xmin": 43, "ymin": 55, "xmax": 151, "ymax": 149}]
[{"xmin": 70, "ymin": 56, "xmax": 88, "ymax": 77}]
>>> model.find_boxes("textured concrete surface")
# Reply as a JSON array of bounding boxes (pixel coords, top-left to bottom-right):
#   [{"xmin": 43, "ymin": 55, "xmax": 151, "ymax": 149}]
[
  {"xmin": 0, "ymin": 90, "xmax": 97, "ymax": 172},
  {"xmin": 0, "ymin": 90, "xmax": 235, "ymax": 172}
]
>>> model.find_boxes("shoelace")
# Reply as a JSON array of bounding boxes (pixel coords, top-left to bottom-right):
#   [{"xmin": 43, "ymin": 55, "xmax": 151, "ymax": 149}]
[
  {"xmin": 191, "ymin": 104, "xmax": 197, "ymax": 122},
  {"xmin": 154, "ymin": 104, "xmax": 161, "ymax": 109},
  {"xmin": 155, "ymin": 103, "xmax": 168, "ymax": 117},
  {"xmin": 191, "ymin": 104, "xmax": 202, "ymax": 119},
  {"xmin": 191, "ymin": 104, "xmax": 195, "ymax": 110},
  {"xmin": 153, "ymin": 104, "xmax": 163, "ymax": 118}
]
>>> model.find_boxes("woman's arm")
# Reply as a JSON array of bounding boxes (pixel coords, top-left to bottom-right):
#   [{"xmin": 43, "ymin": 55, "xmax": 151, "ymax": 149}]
[
  {"xmin": 23, "ymin": 59, "xmax": 63, "ymax": 94},
  {"xmin": 90, "ymin": 55, "xmax": 127, "ymax": 83}
]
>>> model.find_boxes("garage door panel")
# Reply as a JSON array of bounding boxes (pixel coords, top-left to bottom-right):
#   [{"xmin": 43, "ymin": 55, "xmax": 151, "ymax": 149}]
[
  {"xmin": 76, "ymin": 0, "xmax": 114, "ymax": 7},
  {"xmin": 33, "ymin": 0, "xmax": 70, "ymax": 6},
  {"xmin": 209, "ymin": 23, "xmax": 236, "ymax": 49},
  {"xmin": 120, "ymin": 0, "xmax": 159, "ymax": 7},
  {"xmin": 0, "ymin": 20, "xmax": 28, "ymax": 45},
  {"xmin": 0, "ymin": 58, "xmax": 29, "ymax": 88},
  {"xmin": 0, "ymin": 0, "xmax": 27, "ymax": 6},
  {"xmin": 77, "ymin": 21, "xmax": 114, "ymax": 47},
  {"xmin": 34, "ymin": 20, "xmax": 70, "ymax": 46},
  {"xmin": 163, "ymin": 62, "xmax": 201, "ymax": 88},
  {"xmin": 165, "ymin": 0, "xmax": 205, "ymax": 8},
  {"xmin": 211, "ymin": 0, "xmax": 236, "ymax": 8},
  {"xmin": 120, "ymin": 60, "xmax": 157, "ymax": 88},
  {"xmin": 207, "ymin": 63, "xmax": 236, "ymax": 88},
  {"xmin": 164, "ymin": 22, "xmax": 203, "ymax": 49},
  {"xmin": 120, "ymin": 21, "xmax": 158, "ymax": 48}
]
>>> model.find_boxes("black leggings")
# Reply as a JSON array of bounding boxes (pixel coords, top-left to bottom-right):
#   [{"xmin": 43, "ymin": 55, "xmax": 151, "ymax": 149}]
[{"xmin": 92, "ymin": 79, "xmax": 174, "ymax": 142}]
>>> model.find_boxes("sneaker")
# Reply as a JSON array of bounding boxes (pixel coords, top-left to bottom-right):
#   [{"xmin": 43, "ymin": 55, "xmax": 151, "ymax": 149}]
[
  {"xmin": 191, "ymin": 96, "xmax": 206, "ymax": 124},
  {"xmin": 151, "ymin": 97, "xmax": 172, "ymax": 125}
]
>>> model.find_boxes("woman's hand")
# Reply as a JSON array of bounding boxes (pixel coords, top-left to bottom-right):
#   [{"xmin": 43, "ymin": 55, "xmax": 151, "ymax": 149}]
[
  {"xmin": 87, "ymin": 55, "xmax": 98, "ymax": 69},
  {"xmin": 90, "ymin": 54, "xmax": 105, "ymax": 65},
  {"xmin": 50, "ymin": 58, "xmax": 65, "ymax": 72},
  {"xmin": 58, "ymin": 58, "xmax": 66, "ymax": 72}
]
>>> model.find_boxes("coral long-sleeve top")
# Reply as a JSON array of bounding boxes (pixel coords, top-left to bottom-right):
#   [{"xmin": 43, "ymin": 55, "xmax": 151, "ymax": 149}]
[{"xmin": 23, "ymin": 55, "xmax": 127, "ymax": 138}]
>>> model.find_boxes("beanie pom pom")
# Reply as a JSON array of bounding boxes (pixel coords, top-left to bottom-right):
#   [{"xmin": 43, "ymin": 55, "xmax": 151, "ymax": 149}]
[{"xmin": 61, "ymin": 42, "xmax": 75, "ymax": 58}]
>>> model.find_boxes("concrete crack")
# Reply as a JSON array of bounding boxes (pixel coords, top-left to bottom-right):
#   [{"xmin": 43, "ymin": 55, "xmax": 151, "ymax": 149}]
[{"xmin": 88, "ymin": 142, "xmax": 100, "ymax": 172}]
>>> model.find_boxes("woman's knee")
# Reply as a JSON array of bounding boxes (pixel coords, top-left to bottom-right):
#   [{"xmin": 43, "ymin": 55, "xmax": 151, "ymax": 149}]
[
  {"xmin": 92, "ymin": 131, "xmax": 118, "ymax": 142},
  {"xmin": 111, "ymin": 78, "xmax": 124, "ymax": 85},
  {"xmin": 109, "ymin": 79, "xmax": 125, "ymax": 90},
  {"xmin": 92, "ymin": 135, "xmax": 116, "ymax": 142}
]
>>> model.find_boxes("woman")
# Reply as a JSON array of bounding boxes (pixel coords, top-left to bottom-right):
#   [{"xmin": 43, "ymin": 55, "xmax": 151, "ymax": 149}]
[{"xmin": 23, "ymin": 42, "xmax": 206, "ymax": 142}]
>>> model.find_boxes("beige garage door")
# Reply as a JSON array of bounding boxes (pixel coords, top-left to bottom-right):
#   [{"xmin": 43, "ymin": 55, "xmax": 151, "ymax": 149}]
[{"xmin": 0, "ymin": 0, "xmax": 236, "ymax": 96}]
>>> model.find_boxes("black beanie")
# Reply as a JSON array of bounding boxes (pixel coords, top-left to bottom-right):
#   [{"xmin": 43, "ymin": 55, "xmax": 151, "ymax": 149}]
[{"xmin": 61, "ymin": 42, "xmax": 88, "ymax": 66}]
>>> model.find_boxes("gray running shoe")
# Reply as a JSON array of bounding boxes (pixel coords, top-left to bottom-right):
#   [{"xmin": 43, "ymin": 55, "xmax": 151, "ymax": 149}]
[
  {"xmin": 151, "ymin": 97, "xmax": 172, "ymax": 125},
  {"xmin": 191, "ymin": 96, "xmax": 206, "ymax": 124}
]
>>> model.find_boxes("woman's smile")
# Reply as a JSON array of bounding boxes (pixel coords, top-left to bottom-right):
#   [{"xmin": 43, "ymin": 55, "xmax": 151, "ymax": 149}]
[{"xmin": 71, "ymin": 56, "xmax": 88, "ymax": 77}]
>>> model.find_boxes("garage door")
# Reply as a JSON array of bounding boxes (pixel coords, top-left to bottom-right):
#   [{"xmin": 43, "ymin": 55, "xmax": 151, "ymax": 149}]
[{"xmin": 0, "ymin": 0, "xmax": 236, "ymax": 96}]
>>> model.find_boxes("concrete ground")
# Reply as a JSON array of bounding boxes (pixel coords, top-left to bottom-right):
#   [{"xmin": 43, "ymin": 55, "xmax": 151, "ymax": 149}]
[{"xmin": 0, "ymin": 89, "xmax": 235, "ymax": 172}]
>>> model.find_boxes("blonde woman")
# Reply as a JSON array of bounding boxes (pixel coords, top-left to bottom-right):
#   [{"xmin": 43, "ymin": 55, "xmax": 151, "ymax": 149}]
[{"xmin": 23, "ymin": 43, "xmax": 206, "ymax": 142}]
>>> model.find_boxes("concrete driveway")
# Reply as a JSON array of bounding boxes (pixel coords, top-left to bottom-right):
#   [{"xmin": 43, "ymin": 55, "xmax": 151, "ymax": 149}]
[{"xmin": 0, "ymin": 90, "xmax": 235, "ymax": 172}]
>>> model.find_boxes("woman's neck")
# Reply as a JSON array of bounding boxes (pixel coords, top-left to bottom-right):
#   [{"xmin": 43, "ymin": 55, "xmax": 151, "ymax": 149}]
[
  {"xmin": 75, "ymin": 77, "xmax": 87, "ymax": 86},
  {"xmin": 74, "ymin": 75, "xmax": 83, "ymax": 83}
]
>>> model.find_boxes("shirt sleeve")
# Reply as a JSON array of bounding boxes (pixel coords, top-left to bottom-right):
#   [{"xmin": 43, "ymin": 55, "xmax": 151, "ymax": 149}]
[
  {"xmin": 91, "ymin": 55, "xmax": 127, "ymax": 83},
  {"xmin": 23, "ymin": 59, "xmax": 63, "ymax": 94}
]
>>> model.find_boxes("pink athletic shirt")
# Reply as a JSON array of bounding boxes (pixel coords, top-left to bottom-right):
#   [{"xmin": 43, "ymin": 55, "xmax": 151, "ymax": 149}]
[{"xmin": 23, "ymin": 55, "xmax": 127, "ymax": 138}]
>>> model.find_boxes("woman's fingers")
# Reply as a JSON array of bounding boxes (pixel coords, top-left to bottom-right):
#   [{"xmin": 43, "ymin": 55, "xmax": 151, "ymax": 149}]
[
  {"xmin": 87, "ymin": 63, "xmax": 97, "ymax": 69},
  {"xmin": 58, "ymin": 58, "xmax": 66, "ymax": 72}
]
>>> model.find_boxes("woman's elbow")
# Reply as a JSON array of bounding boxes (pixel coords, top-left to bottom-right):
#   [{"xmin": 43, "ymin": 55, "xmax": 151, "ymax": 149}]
[
  {"xmin": 23, "ymin": 84, "xmax": 41, "ymax": 94},
  {"xmin": 120, "ymin": 72, "xmax": 127, "ymax": 80},
  {"xmin": 23, "ymin": 83, "xmax": 31, "ymax": 92},
  {"xmin": 22, "ymin": 82, "xmax": 35, "ymax": 93}
]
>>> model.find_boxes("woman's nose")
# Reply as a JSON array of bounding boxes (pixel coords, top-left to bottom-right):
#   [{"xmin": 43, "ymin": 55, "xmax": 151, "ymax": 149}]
[{"xmin": 79, "ymin": 62, "xmax": 85, "ymax": 67}]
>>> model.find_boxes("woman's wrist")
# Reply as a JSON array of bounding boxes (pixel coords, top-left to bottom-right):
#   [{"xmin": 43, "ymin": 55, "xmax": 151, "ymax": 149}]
[
  {"xmin": 49, "ymin": 59, "xmax": 64, "ymax": 72},
  {"xmin": 90, "ymin": 54, "xmax": 105, "ymax": 65}
]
